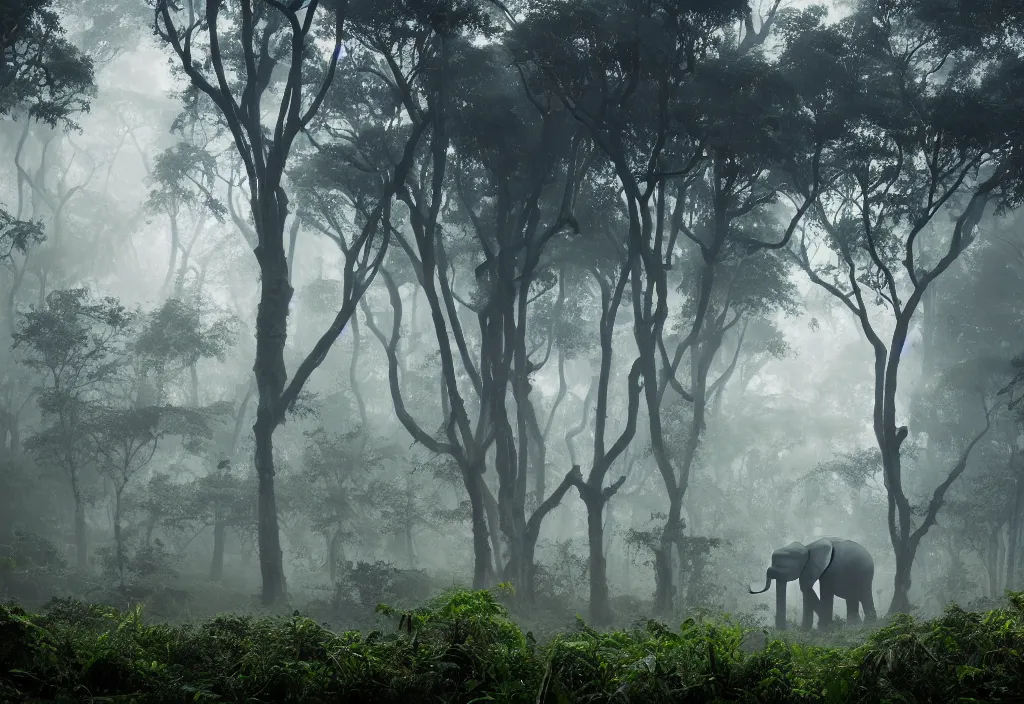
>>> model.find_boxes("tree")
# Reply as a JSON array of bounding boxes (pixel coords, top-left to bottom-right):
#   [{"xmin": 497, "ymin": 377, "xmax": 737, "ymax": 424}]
[
  {"xmin": 144, "ymin": 142, "xmax": 227, "ymax": 297},
  {"xmin": 0, "ymin": 0, "xmax": 95, "ymax": 126},
  {"xmin": 348, "ymin": 1, "xmax": 550, "ymax": 594},
  {"xmin": 134, "ymin": 297, "xmax": 239, "ymax": 407},
  {"xmin": 0, "ymin": 0, "xmax": 95, "ymax": 363},
  {"xmin": 13, "ymin": 288, "xmax": 131, "ymax": 569},
  {"xmin": 429, "ymin": 38, "xmax": 589, "ymax": 603},
  {"xmin": 0, "ymin": 209, "xmax": 43, "ymax": 267},
  {"xmin": 84, "ymin": 401, "xmax": 213, "ymax": 588},
  {"xmin": 153, "ymin": 0, "xmax": 422, "ymax": 604},
  {"xmin": 909, "ymin": 223, "xmax": 1024, "ymax": 596},
  {"xmin": 512, "ymin": 0, "xmax": 824, "ymax": 614},
  {"xmin": 789, "ymin": 0, "xmax": 1023, "ymax": 614}
]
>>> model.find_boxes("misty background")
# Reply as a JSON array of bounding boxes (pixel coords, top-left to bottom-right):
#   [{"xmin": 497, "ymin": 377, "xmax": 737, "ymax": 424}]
[{"xmin": 1, "ymin": 0, "xmax": 1022, "ymax": 631}]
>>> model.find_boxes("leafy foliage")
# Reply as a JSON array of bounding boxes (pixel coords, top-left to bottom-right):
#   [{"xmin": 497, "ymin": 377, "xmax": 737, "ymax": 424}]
[
  {"xmin": 1, "ymin": 589, "xmax": 1023, "ymax": 702},
  {"xmin": 0, "ymin": 209, "xmax": 44, "ymax": 265},
  {"xmin": 0, "ymin": 0, "xmax": 95, "ymax": 126}
]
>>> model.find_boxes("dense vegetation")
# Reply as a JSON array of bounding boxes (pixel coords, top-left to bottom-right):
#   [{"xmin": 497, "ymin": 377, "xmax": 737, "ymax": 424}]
[{"xmin": 2, "ymin": 588, "xmax": 1024, "ymax": 703}]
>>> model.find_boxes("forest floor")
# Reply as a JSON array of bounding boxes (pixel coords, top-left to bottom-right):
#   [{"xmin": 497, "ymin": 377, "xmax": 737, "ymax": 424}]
[{"xmin": 1, "ymin": 587, "xmax": 1023, "ymax": 703}]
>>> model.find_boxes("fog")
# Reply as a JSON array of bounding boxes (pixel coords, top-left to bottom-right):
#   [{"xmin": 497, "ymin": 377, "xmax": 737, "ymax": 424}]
[{"xmin": 1, "ymin": 0, "xmax": 1022, "ymax": 635}]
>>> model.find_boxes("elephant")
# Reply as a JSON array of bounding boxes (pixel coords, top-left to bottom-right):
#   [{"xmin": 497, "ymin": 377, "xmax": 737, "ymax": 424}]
[{"xmin": 749, "ymin": 537, "xmax": 876, "ymax": 630}]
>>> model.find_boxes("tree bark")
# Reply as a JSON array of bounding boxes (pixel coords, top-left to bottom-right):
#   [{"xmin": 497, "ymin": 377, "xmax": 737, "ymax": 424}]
[
  {"xmin": 465, "ymin": 469, "xmax": 493, "ymax": 589},
  {"xmin": 1006, "ymin": 456, "xmax": 1023, "ymax": 590},
  {"xmin": 210, "ymin": 518, "xmax": 225, "ymax": 581},
  {"xmin": 68, "ymin": 466, "xmax": 88, "ymax": 571},
  {"xmin": 583, "ymin": 493, "xmax": 610, "ymax": 623},
  {"xmin": 114, "ymin": 489, "xmax": 125, "ymax": 588},
  {"xmin": 253, "ymin": 409, "xmax": 286, "ymax": 603},
  {"xmin": 328, "ymin": 528, "xmax": 344, "ymax": 582}
]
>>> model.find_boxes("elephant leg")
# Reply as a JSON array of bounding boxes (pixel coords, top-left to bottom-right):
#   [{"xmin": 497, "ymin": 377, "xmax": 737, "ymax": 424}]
[
  {"xmin": 846, "ymin": 598, "xmax": 860, "ymax": 626},
  {"xmin": 818, "ymin": 585, "xmax": 834, "ymax": 630},
  {"xmin": 801, "ymin": 589, "xmax": 817, "ymax": 630},
  {"xmin": 862, "ymin": 589, "xmax": 877, "ymax": 623}
]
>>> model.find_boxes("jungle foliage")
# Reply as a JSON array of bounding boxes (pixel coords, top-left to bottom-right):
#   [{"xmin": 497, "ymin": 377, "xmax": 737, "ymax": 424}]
[{"xmin": 2, "ymin": 588, "xmax": 1024, "ymax": 703}]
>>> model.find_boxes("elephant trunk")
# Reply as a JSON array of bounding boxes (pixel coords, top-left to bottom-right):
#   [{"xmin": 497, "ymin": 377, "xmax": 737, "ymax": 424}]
[
  {"xmin": 749, "ymin": 569, "xmax": 774, "ymax": 594},
  {"xmin": 748, "ymin": 568, "xmax": 788, "ymax": 630}
]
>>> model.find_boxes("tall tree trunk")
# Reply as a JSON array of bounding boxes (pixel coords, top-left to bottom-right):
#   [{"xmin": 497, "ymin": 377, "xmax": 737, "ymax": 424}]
[
  {"xmin": 328, "ymin": 528, "xmax": 344, "ymax": 582},
  {"xmin": 466, "ymin": 469, "xmax": 493, "ymax": 589},
  {"xmin": 114, "ymin": 489, "xmax": 125, "ymax": 588},
  {"xmin": 583, "ymin": 493, "xmax": 610, "ymax": 624},
  {"xmin": 997, "ymin": 526, "xmax": 1006, "ymax": 596},
  {"xmin": 653, "ymin": 492, "xmax": 683, "ymax": 614},
  {"xmin": 889, "ymin": 537, "xmax": 914, "ymax": 614},
  {"xmin": 210, "ymin": 517, "xmax": 225, "ymax": 581},
  {"xmin": 1006, "ymin": 458, "xmax": 1023, "ymax": 590},
  {"xmin": 189, "ymin": 364, "xmax": 199, "ymax": 407},
  {"xmin": 252, "ymin": 227, "xmax": 292, "ymax": 605},
  {"xmin": 144, "ymin": 515, "xmax": 158, "ymax": 545},
  {"xmin": 253, "ymin": 409, "xmax": 286, "ymax": 604},
  {"xmin": 72, "ymin": 477, "xmax": 87, "ymax": 571}
]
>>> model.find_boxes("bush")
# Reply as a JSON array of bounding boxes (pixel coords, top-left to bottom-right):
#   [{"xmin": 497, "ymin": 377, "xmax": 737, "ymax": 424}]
[
  {"xmin": 0, "ymin": 589, "xmax": 1022, "ymax": 703},
  {"xmin": 94, "ymin": 537, "xmax": 178, "ymax": 584},
  {"xmin": 0, "ymin": 531, "xmax": 68, "ymax": 605}
]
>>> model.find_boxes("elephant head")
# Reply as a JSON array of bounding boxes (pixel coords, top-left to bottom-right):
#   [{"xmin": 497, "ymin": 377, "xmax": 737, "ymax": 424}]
[{"xmin": 749, "ymin": 540, "xmax": 834, "ymax": 630}]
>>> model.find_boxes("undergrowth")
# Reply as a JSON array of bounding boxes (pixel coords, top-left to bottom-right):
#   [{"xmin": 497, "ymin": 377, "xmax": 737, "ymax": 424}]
[{"xmin": 1, "ymin": 589, "xmax": 1022, "ymax": 703}]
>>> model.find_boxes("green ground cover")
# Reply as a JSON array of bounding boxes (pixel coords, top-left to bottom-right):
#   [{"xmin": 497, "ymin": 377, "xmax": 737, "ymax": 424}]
[{"xmin": 1, "ymin": 589, "xmax": 1022, "ymax": 703}]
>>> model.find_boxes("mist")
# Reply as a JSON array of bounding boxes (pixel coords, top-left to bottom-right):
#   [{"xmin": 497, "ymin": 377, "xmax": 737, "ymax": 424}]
[{"xmin": 2, "ymin": 0, "xmax": 1023, "ymax": 654}]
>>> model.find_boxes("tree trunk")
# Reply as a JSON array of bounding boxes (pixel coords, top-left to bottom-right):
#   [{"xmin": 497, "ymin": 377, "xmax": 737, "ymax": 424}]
[
  {"xmin": 252, "ymin": 226, "xmax": 292, "ymax": 605},
  {"xmin": 653, "ymin": 493, "xmax": 684, "ymax": 615},
  {"xmin": 653, "ymin": 544, "xmax": 674, "ymax": 616},
  {"xmin": 584, "ymin": 494, "xmax": 610, "ymax": 624},
  {"xmin": 889, "ymin": 541, "xmax": 914, "ymax": 614},
  {"xmin": 114, "ymin": 489, "xmax": 125, "ymax": 588},
  {"xmin": 189, "ymin": 364, "xmax": 199, "ymax": 407},
  {"xmin": 1007, "ymin": 469, "xmax": 1023, "ymax": 590},
  {"xmin": 253, "ymin": 411, "xmax": 286, "ymax": 604},
  {"xmin": 405, "ymin": 520, "xmax": 416, "ymax": 570},
  {"xmin": 328, "ymin": 528, "xmax": 344, "ymax": 582},
  {"xmin": 210, "ymin": 518, "xmax": 225, "ymax": 581},
  {"xmin": 465, "ymin": 469, "xmax": 493, "ymax": 590},
  {"xmin": 72, "ymin": 482, "xmax": 87, "ymax": 571},
  {"xmin": 996, "ymin": 525, "xmax": 1006, "ymax": 598},
  {"xmin": 7, "ymin": 415, "xmax": 19, "ymax": 454}
]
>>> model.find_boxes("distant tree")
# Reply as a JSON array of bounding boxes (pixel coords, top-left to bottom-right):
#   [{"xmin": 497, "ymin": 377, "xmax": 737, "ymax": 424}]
[
  {"xmin": 84, "ymin": 400, "xmax": 213, "ymax": 588},
  {"xmin": 13, "ymin": 288, "xmax": 132, "ymax": 569},
  {"xmin": 189, "ymin": 459, "xmax": 258, "ymax": 581},
  {"xmin": 134, "ymin": 297, "xmax": 239, "ymax": 407},
  {"xmin": 144, "ymin": 143, "xmax": 227, "ymax": 296}
]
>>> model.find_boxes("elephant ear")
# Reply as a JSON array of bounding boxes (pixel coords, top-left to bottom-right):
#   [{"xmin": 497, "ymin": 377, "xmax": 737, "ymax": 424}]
[{"xmin": 799, "ymin": 538, "xmax": 833, "ymax": 593}]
